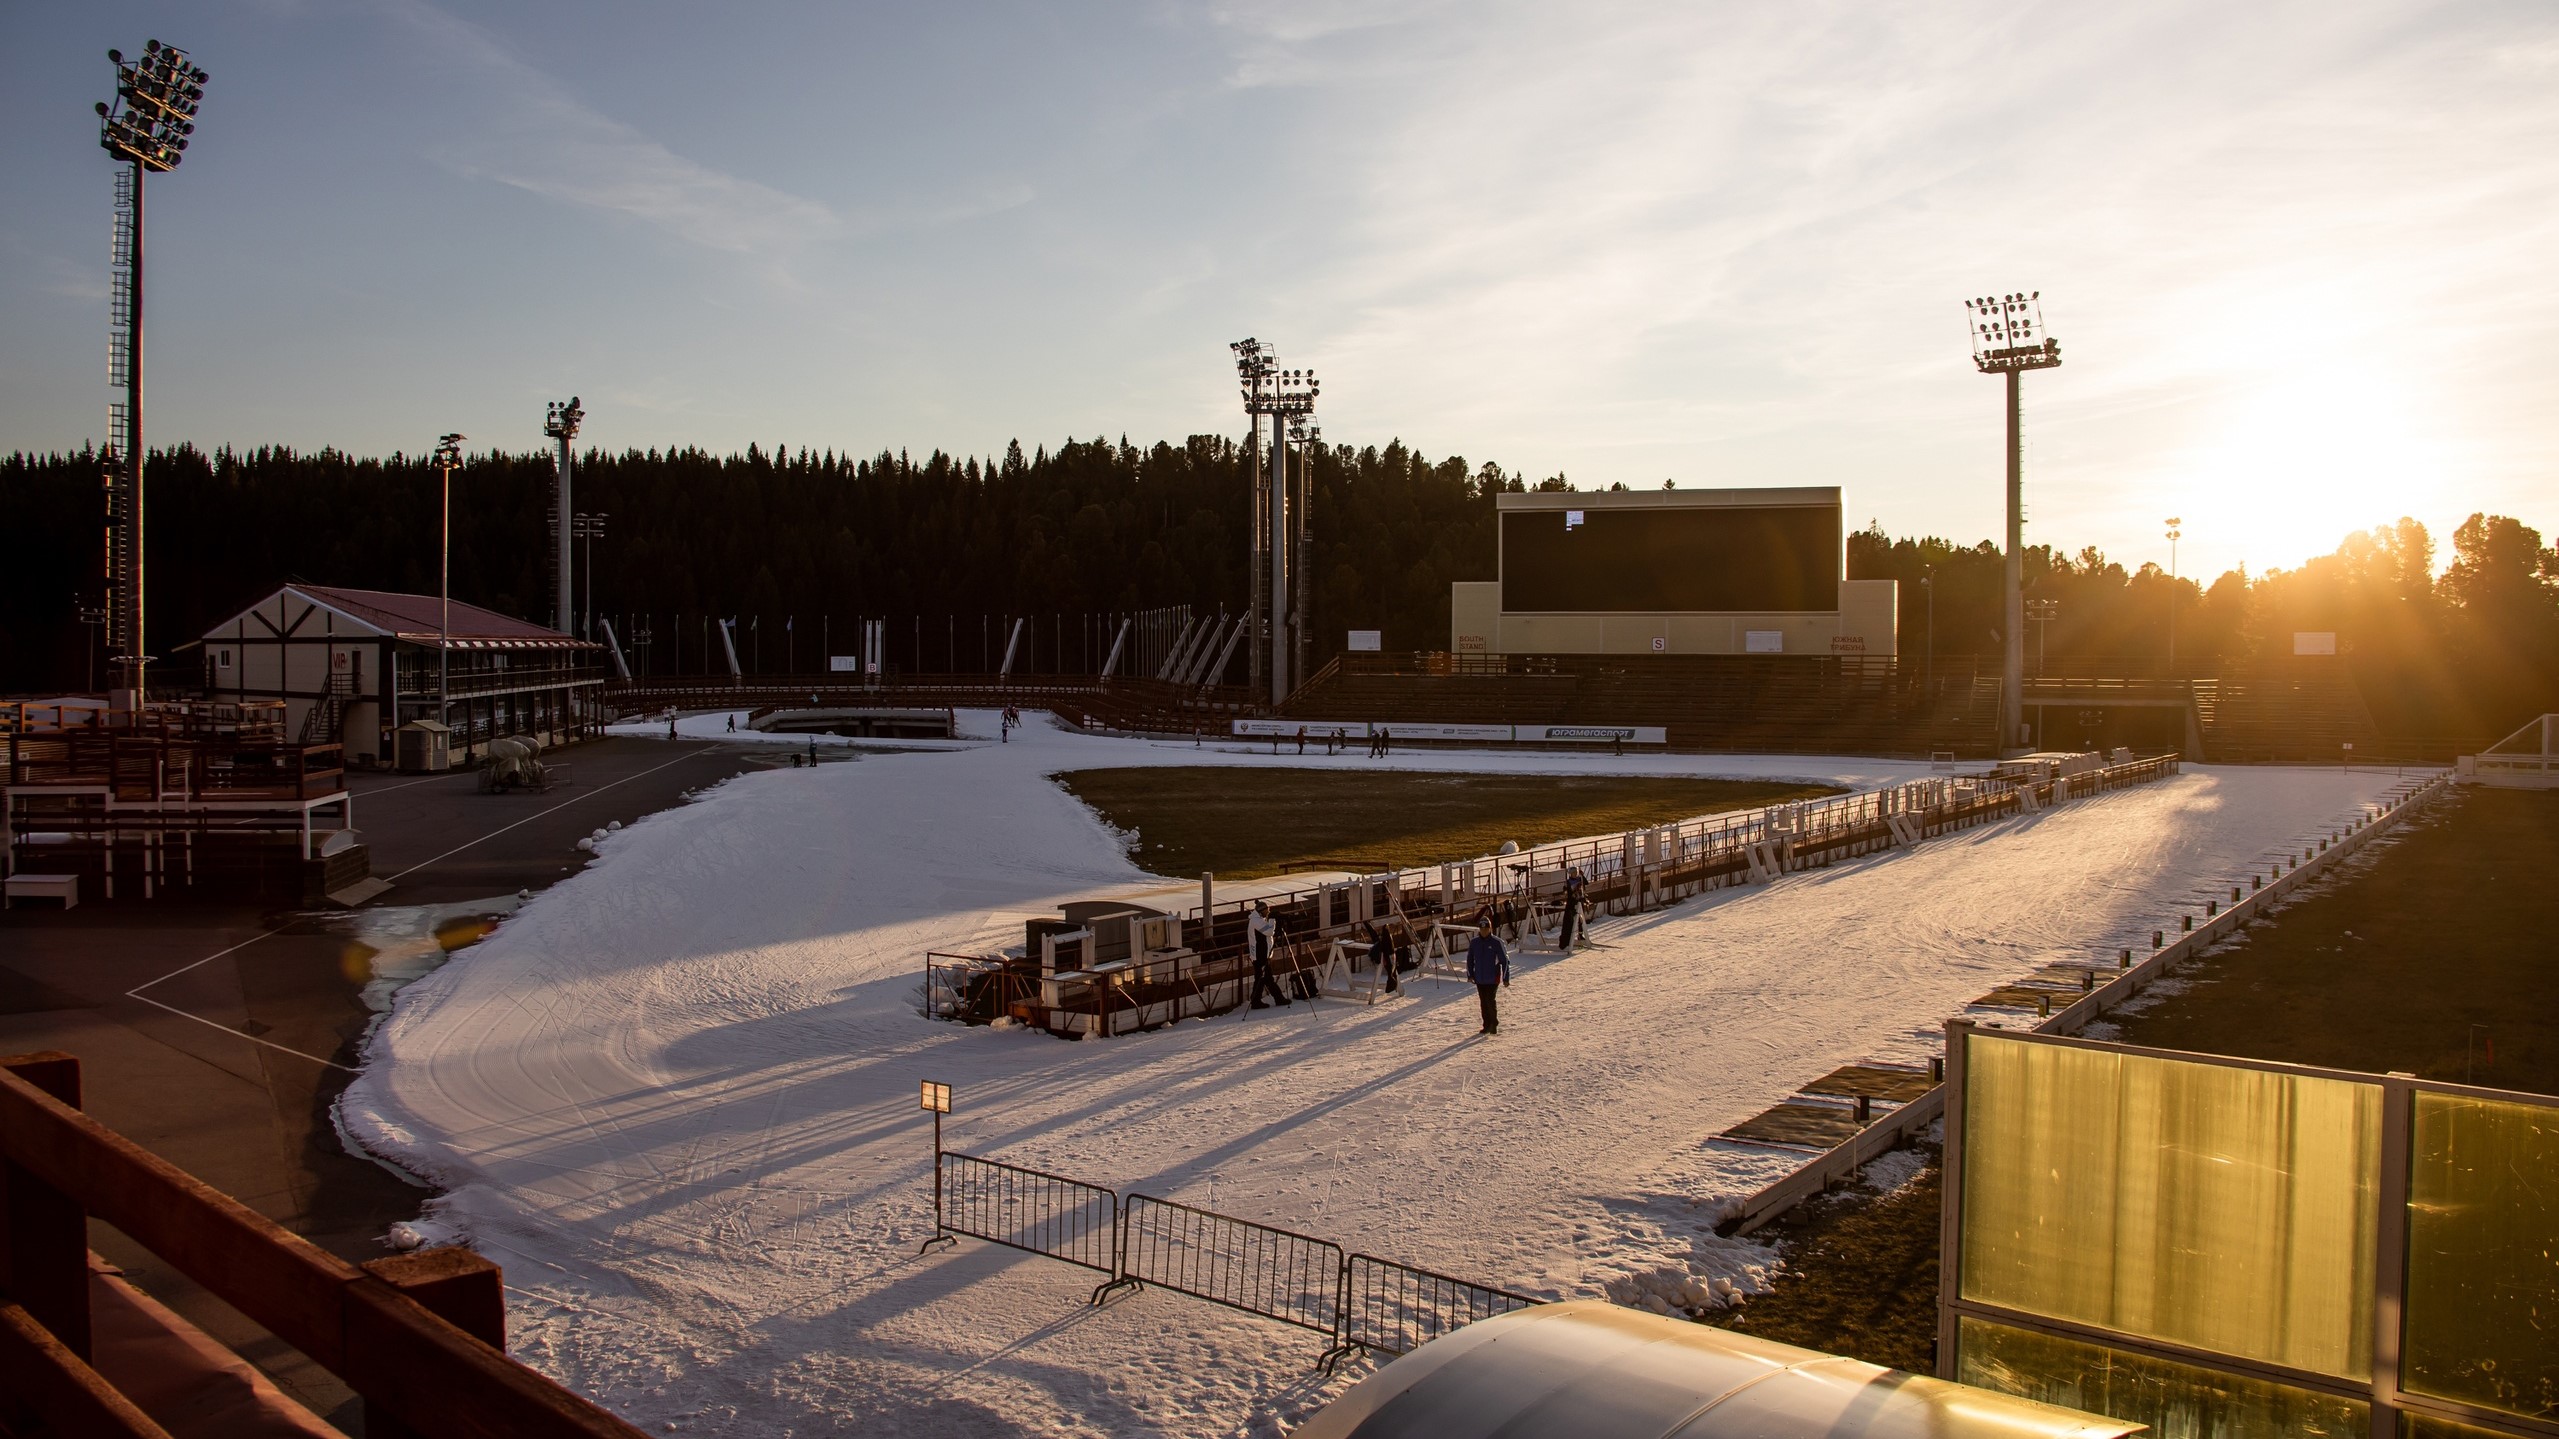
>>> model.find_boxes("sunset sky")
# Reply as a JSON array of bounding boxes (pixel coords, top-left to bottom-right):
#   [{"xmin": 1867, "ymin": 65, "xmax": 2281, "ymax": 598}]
[{"xmin": 5, "ymin": 0, "xmax": 2554, "ymax": 582}]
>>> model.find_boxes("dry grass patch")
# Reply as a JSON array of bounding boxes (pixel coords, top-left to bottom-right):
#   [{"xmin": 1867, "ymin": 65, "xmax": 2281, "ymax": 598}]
[{"xmin": 1053, "ymin": 766, "xmax": 1841, "ymax": 879}]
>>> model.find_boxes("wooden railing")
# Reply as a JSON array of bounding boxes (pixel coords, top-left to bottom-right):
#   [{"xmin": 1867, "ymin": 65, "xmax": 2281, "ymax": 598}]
[{"xmin": 0, "ymin": 1053, "xmax": 648, "ymax": 1439}]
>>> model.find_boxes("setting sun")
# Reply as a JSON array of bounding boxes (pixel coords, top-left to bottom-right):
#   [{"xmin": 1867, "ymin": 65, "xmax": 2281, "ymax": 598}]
[{"xmin": 2171, "ymin": 363, "xmax": 2455, "ymax": 572}]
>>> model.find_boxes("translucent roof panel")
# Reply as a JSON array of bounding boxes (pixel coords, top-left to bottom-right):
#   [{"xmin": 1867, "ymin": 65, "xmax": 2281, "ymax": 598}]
[{"xmin": 1295, "ymin": 1302, "xmax": 2143, "ymax": 1439}]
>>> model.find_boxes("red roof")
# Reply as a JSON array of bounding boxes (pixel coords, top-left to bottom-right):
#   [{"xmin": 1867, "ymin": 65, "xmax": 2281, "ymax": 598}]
[{"xmin": 291, "ymin": 586, "xmax": 592, "ymax": 648}]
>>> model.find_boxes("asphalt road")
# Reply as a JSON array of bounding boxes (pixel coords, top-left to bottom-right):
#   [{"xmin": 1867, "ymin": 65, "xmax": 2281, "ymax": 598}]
[{"xmin": 0, "ymin": 735, "xmax": 763, "ymax": 1430}]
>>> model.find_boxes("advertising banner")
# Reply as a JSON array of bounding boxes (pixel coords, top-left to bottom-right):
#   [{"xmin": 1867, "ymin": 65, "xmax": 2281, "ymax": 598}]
[
  {"xmin": 1520, "ymin": 725, "xmax": 1668, "ymax": 745},
  {"xmin": 829, "ymin": 655, "xmax": 858, "ymax": 672},
  {"xmin": 1346, "ymin": 630, "xmax": 1383, "ymax": 651},
  {"xmin": 1232, "ymin": 719, "xmax": 1374, "ymax": 738},
  {"xmin": 1229, "ymin": 721, "xmax": 1667, "ymax": 745}
]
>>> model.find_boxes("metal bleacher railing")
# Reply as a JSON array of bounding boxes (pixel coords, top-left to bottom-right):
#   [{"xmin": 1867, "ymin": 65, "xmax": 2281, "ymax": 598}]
[{"xmin": 922, "ymin": 1151, "xmax": 1542, "ymax": 1369}]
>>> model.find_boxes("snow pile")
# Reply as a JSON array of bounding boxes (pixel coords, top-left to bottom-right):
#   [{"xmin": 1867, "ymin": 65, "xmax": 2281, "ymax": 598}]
[{"xmin": 339, "ymin": 714, "xmax": 2405, "ymax": 1436}]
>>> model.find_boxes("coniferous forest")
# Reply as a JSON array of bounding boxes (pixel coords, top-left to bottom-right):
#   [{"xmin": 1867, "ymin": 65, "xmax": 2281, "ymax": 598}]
[{"xmin": 4, "ymin": 436, "xmax": 2554, "ymax": 738}]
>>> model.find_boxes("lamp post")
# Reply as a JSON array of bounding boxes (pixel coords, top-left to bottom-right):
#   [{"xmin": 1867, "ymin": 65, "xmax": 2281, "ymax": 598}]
[
  {"xmin": 1965, "ymin": 292, "xmax": 2062, "ymax": 756},
  {"xmin": 918, "ymin": 1079, "xmax": 955, "ymax": 1254},
  {"xmin": 1289, "ymin": 414, "xmax": 1321, "ymax": 691},
  {"xmin": 572, "ymin": 511, "xmax": 607, "ymax": 639},
  {"xmin": 432, "ymin": 434, "xmax": 465, "ymax": 730},
  {"xmin": 2164, "ymin": 517, "xmax": 2182, "ymax": 672},
  {"xmin": 74, "ymin": 596, "xmax": 108, "ymax": 694},
  {"xmin": 2026, "ymin": 597, "xmax": 2059, "ymax": 677},
  {"xmin": 95, "ymin": 39, "xmax": 210, "ymax": 709},
  {"xmin": 2025, "ymin": 597, "xmax": 2060, "ymax": 749},
  {"xmin": 1919, "ymin": 568, "xmax": 1934, "ymax": 699}
]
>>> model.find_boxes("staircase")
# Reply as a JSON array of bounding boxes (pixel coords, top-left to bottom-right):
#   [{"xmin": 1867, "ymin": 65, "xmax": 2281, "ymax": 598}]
[{"xmin": 301, "ymin": 673, "xmax": 356, "ymax": 744}]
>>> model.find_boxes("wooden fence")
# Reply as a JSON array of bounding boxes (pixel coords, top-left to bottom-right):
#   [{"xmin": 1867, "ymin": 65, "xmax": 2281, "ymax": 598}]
[{"xmin": 0, "ymin": 1052, "xmax": 648, "ymax": 1438}]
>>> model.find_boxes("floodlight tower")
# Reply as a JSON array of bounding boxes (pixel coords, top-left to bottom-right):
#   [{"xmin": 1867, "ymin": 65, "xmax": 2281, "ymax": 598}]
[
  {"xmin": 1231, "ymin": 339, "xmax": 1276, "ymax": 695},
  {"xmin": 1230, "ymin": 340, "xmax": 1319, "ymax": 705},
  {"xmin": 94, "ymin": 39, "xmax": 209, "ymax": 707},
  {"xmin": 543, "ymin": 397, "xmax": 584, "ymax": 635},
  {"xmin": 432, "ymin": 433, "xmax": 465, "ymax": 728},
  {"xmin": 1965, "ymin": 291, "xmax": 2061, "ymax": 755}
]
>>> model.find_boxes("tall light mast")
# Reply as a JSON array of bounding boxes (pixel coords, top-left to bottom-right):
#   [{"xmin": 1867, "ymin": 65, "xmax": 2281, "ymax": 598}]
[
  {"xmin": 94, "ymin": 38, "xmax": 209, "ymax": 707},
  {"xmin": 543, "ymin": 397, "xmax": 584, "ymax": 635},
  {"xmin": 1965, "ymin": 292, "xmax": 2061, "ymax": 756},
  {"xmin": 1229, "ymin": 340, "xmax": 1318, "ymax": 705}
]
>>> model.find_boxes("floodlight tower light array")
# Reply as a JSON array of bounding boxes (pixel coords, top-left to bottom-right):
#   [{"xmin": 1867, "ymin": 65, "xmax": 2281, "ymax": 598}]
[
  {"xmin": 1965, "ymin": 292, "xmax": 2060, "ymax": 373},
  {"xmin": 97, "ymin": 40, "xmax": 208, "ymax": 173}
]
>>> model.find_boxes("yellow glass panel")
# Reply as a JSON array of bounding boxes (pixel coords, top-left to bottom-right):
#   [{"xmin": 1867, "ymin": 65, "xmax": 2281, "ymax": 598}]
[
  {"xmin": 1959, "ymin": 1032, "xmax": 2380, "ymax": 1378},
  {"xmin": 2404, "ymin": 1417, "xmax": 2534, "ymax": 1439},
  {"xmin": 1955, "ymin": 1316, "xmax": 2369, "ymax": 1437},
  {"xmin": 2403, "ymin": 1092, "xmax": 2559, "ymax": 1422}
]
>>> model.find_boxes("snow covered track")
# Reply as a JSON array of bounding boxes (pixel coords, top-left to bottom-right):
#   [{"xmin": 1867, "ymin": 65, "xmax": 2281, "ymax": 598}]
[{"xmin": 339, "ymin": 716, "xmax": 2410, "ymax": 1437}]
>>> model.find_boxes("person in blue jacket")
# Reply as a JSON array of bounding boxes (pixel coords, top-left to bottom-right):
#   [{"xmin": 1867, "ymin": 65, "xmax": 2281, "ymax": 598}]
[{"xmin": 1465, "ymin": 915, "xmax": 1511, "ymax": 1035}]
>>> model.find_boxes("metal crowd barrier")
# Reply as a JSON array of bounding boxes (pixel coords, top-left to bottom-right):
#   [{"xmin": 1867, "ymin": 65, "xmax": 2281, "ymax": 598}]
[
  {"xmin": 1103, "ymin": 1194, "xmax": 1345, "ymax": 1335},
  {"xmin": 924, "ymin": 1153, "xmax": 1120, "ymax": 1282},
  {"xmin": 921, "ymin": 1151, "xmax": 1538, "ymax": 1363},
  {"xmin": 1327, "ymin": 1253, "xmax": 1542, "ymax": 1369}
]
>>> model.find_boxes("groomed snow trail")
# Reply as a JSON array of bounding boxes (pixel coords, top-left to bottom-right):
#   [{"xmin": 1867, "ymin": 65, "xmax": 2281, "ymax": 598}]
[{"xmin": 341, "ymin": 715, "xmax": 2403, "ymax": 1437}]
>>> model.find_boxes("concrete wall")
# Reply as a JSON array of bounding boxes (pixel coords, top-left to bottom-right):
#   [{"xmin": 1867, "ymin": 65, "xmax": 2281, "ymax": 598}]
[{"xmin": 1451, "ymin": 582, "xmax": 1501, "ymax": 653}]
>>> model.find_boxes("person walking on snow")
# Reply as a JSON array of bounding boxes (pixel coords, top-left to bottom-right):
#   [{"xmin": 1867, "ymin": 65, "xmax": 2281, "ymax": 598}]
[
  {"xmin": 1296, "ymin": 725, "xmax": 1308, "ymax": 755},
  {"xmin": 1466, "ymin": 916, "xmax": 1511, "ymax": 1035},
  {"xmin": 1247, "ymin": 901, "xmax": 1288, "ymax": 1009},
  {"xmin": 726, "ymin": 714, "xmax": 736, "ymax": 733}
]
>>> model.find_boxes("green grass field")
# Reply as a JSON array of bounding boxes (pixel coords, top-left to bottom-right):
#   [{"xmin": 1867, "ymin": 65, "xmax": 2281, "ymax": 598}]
[{"xmin": 1052, "ymin": 767, "xmax": 1842, "ymax": 879}]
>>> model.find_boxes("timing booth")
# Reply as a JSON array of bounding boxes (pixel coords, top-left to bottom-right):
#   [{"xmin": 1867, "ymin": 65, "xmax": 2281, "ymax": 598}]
[{"xmin": 1450, "ymin": 488, "xmax": 1896, "ymax": 658}]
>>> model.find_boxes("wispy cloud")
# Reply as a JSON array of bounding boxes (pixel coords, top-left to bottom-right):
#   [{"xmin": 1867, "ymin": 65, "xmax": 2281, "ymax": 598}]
[
  {"xmin": 385, "ymin": 0, "xmax": 836, "ymax": 261},
  {"xmin": 1199, "ymin": 0, "xmax": 2559, "ymax": 567}
]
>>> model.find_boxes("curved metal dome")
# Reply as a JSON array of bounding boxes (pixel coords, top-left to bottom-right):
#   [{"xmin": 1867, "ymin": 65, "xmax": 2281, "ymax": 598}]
[{"xmin": 1295, "ymin": 1302, "xmax": 2142, "ymax": 1439}]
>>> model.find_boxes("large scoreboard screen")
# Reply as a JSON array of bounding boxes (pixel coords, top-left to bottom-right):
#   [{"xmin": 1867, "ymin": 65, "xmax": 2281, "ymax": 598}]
[{"xmin": 1501, "ymin": 503, "xmax": 1841, "ymax": 613}]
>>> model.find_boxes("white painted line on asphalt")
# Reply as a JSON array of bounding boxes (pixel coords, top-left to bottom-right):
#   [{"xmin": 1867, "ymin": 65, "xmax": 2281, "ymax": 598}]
[
  {"xmin": 383, "ymin": 750, "xmax": 709, "ymax": 883},
  {"xmin": 127, "ymin": 925, "xmax": 282, "ymax": 995},
  {"xmin": 123, "ymin": 926, "xmax": 357, "ymax": 1071},
  {"xmin": 125, "ymin": 992, "xmax": 358, "ymax": 1072},
  {"xmin": 113, "ymin": 748, "xmax": 709, "ymax": 1073}
]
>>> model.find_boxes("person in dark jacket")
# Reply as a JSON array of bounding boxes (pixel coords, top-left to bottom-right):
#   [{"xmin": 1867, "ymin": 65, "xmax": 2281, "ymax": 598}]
[{"xmin": 1465, "ymin": 918, "xmax": 1510, "ymax": 1035}]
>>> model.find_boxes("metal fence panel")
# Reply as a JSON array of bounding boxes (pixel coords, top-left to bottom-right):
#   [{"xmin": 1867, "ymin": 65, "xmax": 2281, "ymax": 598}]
[
  {"xmin": 1336, "ymin": 1253, "xmax": 1540, "ymax": 1361},
  {"xmin": 936, "ymin": 1153, "xmax": 1120, "ymax": 1275},
  {"xmin": 1115, "ymin": 1194, "xmax": 1343, "ymax": 1335}
]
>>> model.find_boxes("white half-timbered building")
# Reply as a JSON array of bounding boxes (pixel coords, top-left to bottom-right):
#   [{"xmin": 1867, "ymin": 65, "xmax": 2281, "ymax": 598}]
[{"xmin": 193, "ymin": 585, "xmax": 604, "ymax": 765}]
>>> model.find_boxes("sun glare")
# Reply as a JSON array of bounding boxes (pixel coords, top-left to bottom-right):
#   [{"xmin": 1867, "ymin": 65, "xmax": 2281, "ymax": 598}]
[{"xmin": 2176, "ymin": 366, "xmax": 2452, "ymax": 571}]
